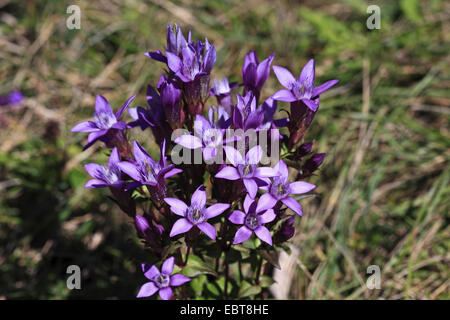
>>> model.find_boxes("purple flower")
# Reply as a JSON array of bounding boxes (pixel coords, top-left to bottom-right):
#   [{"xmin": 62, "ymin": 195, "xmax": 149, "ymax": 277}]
[
  {"xmin": 166, "ymin": 39, "xmax": 216, "ymax": 83},
  {"xmin": 258, "ymin": 160, "xmax": 315, "ymax": 216},
  {"xmin": 272, "ymin": 59, "xmax": 338, "ymax": 111},
  {"xmin": 228, "ymin": 194, "xmax": 276, "ymax": 245},
  {"xmin": 210, "ymin": 78, "xmax": 238, "ymax": 115},
  {"xmin": 84, "ymin": 147, "xmax": 124, "ymax": 189},
  {"xmin": 233, "ymin": 93, "xmax": 265, "ymax": 131},
  {"xmin": 215, "ymin": 145, "xmax": 275, "ymax": 198},
  {"xmin": 137, "ymin": 256, "xmax": 190, "ymax": 300},
  {"xmin": 135, "ymin": 214, "xmax": 164, "ymax": 248},
  {"xmin": 145, "ymin": 24, "xmax": 190, "ymax": 63},
  {"xmin": 164, "ymin": 185, "xmax": 230, "ymax": 240},
  {"xmin": 71, "ymin": 94, "xmax": 136, "ymax": 149},
  {"xmin": 128, "ymin": 85, "xmax": 161, "ymax": 130},
  {"xmin": 301, "ymin": 153, "xmax": 326, "ymax": 178},
  {"xmin": 158, "ymin": 75, "xmax": 184, "ymax": 127},
  {"xmin": 242, "ymin": 51, "xmax": 274, "ymax": 99},
  {"xmin": 117, "ymin": 140, "xmax": 181, "ymax": 195},
  {"xmin": 0, "ymin": 90, "xmax": 24, "ymax": 106},
  {"xmin": 274, "ymin": 215, "xmax": 296, "ymax": 243},
  {"xmin": 174, "ymin": 108, "xmax": 231, "ymax": 162}
]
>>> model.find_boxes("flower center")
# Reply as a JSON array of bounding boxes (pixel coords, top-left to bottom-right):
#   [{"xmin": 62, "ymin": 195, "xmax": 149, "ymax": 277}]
[
  {"xmin": 244, "ymin": 214, "xmax": 260, "ymax": 230},
  {"xmin": 270, "ymin": 180, "xmax": 290, "ymax": 199},
  {"xmin": 238, "ymin": 163, "xmax": 255, "ymax": 177},
  {"xmin": 94, "ymin": 112, "xmax": 116, "ymax": 129},
  {"xmin": 186, "ymin": 206, "xmax": 205, "ymax": 225},
  {"xmin": 154, "ymin": 273, "xmax": 170, "ymax": 288},
  {"xmin": 103, "ymin": 167, "xmax": 119, "ymax": 184}
]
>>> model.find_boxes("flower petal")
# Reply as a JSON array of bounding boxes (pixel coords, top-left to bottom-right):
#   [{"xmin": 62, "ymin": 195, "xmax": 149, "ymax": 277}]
[
  {"xmin": 164, "ymin": 168, "xmax": 183, "ymax": 179},
  {"xmin": 159, "ymin": 287, "xmax": 173, "ymax": 300},
  {"xmin": 246, "ymin": 145, "xmax": 263, "ymax": 165},
  {"xmin": 84, "ymin": 163, "xmax": 105, "ymax": 180},
  {"xmin": 298, "ymin": 59, "xmax": 315, "ymax": 92},
  {"xmin": 312, "ymin": 79, "xmax": 339, "ymax": 97},
  {"xmin": 254, "ymin": 167, "xmax": 276, "ymax": 178},
  {"xmin": 136, "ymin": 282, "xmax": 158, "ymax": 298},
  {"xmin": 302, "ymin": 98, "xmax": 319, "ymax": 112},
  {"xmin": 133, "ymin": 141, "xmax": 154, "ymax": 166},
  {"xmin": 281, "ymin": 196, "xmax": 303, "ymax": 216},
  {"xmin": 203, "ymin": 146, "xmax": 217, "ymax": 162},
  {"xmin": 197, "ymin": 222, "xmax": 216, "ymax": 240},
  {"xmin": 289, "ymin": 181, "xmax": 316, "ymax": 194},
  {"xmin": 191, "ymin": 185, "xmax": 207, "ymax": 208},
  {"xmin": 117, "ymin": 161, "xmax": 141, "ymax": 181},
  {"xmin": 224, "ymin": 146, "xmax": 244, "ymax": 166},
  {"xmin": 254, "ymin": 226, "xmax": 272, "ymax": 245},
  {"xmin": 205, "ymin": 203, "xmax": 230, "ymax": 219},
  {"xmin": 71, "ymin": 121, "xmax": 98, "ymax": 132},
  {"xmin": 164, "ymin": 198, "xmax": 188, "ymax": 216},
  {"xmin": 259, "ymin": 209, "xmax": 276, "ymax": 224},
  {"xmin": 228, "ymin": 210, "xmax": 246, "ymax": 225},
  {"xmin": 233, "ymin": 226, "xmax": 253, "ymax": 244},
  {"xmin": 170, "ymin": 218, "xmax": 193, "ymax": 237},
  {"xmin": 161, "ymin": 256, "xmax": 175, "ymax": 275},
  {"xmin": 95, "ymin": 95, "xmax": 113, "ymax": 115},
  {"xmin": 256, "ymin": 193, "xmax": 278, "ymax": 212},
  {"xmin": 272, "ymin": 89, "xmax": 297, "ymax": 102},
  {"xmin": 175, "ymin": 134, "xmax": 203, "ymax": 149},
  {"xmin": 273, "ymin": 65, "xmax": 296, "ymax": 89},
  {"xmin": 243, "ymin": 178, "xmax": 258, "ymax": 198},
  {"xmin": 274, "ymin": 160, "xmax": 289, "ymax": 180},
  {"xmin": 166, "ymin": 51, "xmax": 182, "ymax": 73},
  {"xmin": 84, "ymin": 179, "xmax": 108, "ymax": 188},
  {"xmin": 170, "ymin": 274, "xmax": 191, "ymax": 287},
  {"xmin": 243, "ymin": 194, "xmax": 254, "ymax": 213},
  {"xmin": 109, "ymin": 147, "xmax": 120, "ymax": 167},
  {"xmin": 215, "ymin": 166, "xmax": 240, "ymax": 180},
  {"xmin": 115, "ymin": 94, "xmax": 136, "ymax": 119},
  {"xmin": 87, "ymin": 130, "xmax": 107, "ymax": 143},
  {"xmin": 143, "ymin": 264, "xmax": 160, "ymax": 280}
]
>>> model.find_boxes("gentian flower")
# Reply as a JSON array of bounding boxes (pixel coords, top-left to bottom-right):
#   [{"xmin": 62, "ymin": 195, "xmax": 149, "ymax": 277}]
[
  {"xmin": 117, "ymin": 140, "xmax": 181, "ymax": 201},
  {"xmin": 233, "ymin": 93, "xmax": 264, "ymax": 131},
  {"xmin": 158, "ymin": 75, "xmax": 184, "ymax": 128},
  {"xmin": 274, "ymin": 215, "xmax": 296, "ymax": 243},
  {"xmin": 135, "ymin": 214, "xmax": 164, "ymax": 249},
  {"xmin": 300, "ymin": 153, "xmax": 326, "ymax": 178},
  {"xmin": 166, "ymin": 39, "xmax": 216, "ymax": 83},
  {"xmin": 71, "ymin": 94, "xmax": 135, "ymax": 149},
  {"xmin": 228, "ymin": 194, "xmax": 276, "ymax": 245},
  {"xmin": 242, "ymin": 51, "xmax": 274, "ymax": 101},
  {"xmin": 128, "ymin": 85, "xmax": 161, "ymax": 130},
  {"xmin": 0, "ymin": 90, "xmax": 24, "ymax": 107},
  {"xmin": 137, "ymin": 256, "xmax": 190, "ymax": 300},
  {"xmin": 174, "ymin": 107, "xmax": 232, "ymax": 162},
  {"xmin": 272, "ymin": 59, "xmax": 338, "ymax": 111},
  {"xmin": 210, "ymin": 78, "xmax": 238, "ymax": 115},
  {"xmin": 84, "ymin": 147, "xmax": 124, "ymax": 189},
  {"xmin": 164, "ymin": 185, "xmax": 230, "ymax": 240},
  {"xmin": 145, "ymin": 24, "xmax": 190, "ymax": 63},
  {"xmin": 215, "ymin": 145, "xmax": 275, "ymax": 198},
  {"xmin": 258, "ymin": 160, "xmax": 315, "ymax": 215}
]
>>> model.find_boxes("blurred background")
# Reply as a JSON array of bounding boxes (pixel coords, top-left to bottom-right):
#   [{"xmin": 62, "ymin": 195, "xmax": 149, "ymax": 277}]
[{"xmin": 0, "ymin": 0, "xmax": 449, "ymax": 299}]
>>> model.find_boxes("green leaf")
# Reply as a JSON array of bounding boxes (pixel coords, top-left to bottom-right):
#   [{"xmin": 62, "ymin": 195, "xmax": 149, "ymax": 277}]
[
  {"xmin": 259, "ymin": 275, "xmax": 275, "ymax": 288},
  {"xmin": 183, "ymin": 254, "xmax": 218, "ymax": 277},
  {"xmin": 238, "ymin": 281, "xmax": 261, "ymax": 298},
  {"xmin": 190, "ymin": 274, "xmax": 207, "ymax": 296}
]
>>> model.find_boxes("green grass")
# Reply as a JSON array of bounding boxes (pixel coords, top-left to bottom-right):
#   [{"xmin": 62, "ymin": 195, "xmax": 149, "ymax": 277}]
[{"xmin": 0, "ymin": 0, "xmax": 448, "ymax": 299}]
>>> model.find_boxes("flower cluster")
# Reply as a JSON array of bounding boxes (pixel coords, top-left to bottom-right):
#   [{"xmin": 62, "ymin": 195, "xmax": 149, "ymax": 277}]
[{"xmin": 72, "ymin": 24, "xmax": 337, "ymax": 300}]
